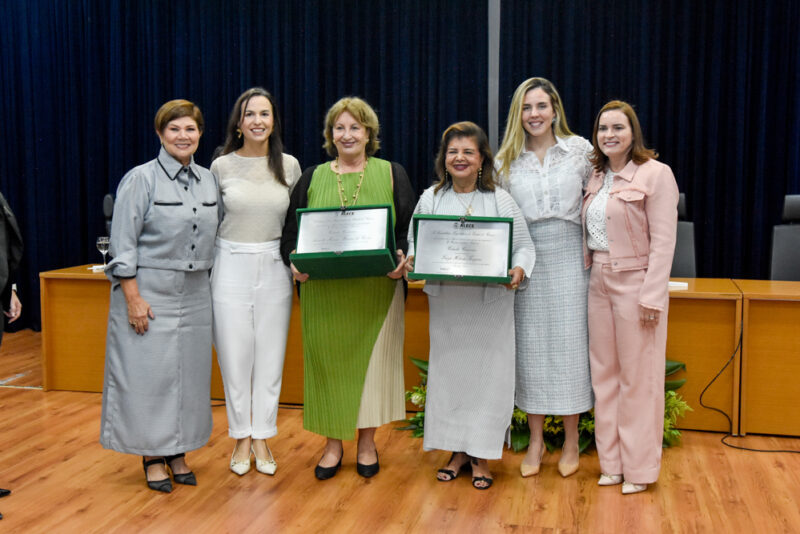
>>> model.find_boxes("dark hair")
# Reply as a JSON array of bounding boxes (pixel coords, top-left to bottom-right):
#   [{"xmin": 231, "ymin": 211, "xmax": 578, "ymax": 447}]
[
  {"xmin": 589, "ymin": 100, "xmax": 658, "ymax": 172},
  {"xmin": 433, "ymin": 121, "xmax": 496, "ymax": 193},
  {"xmin": 219, "ymin": 87, "xmax": 287, "ymax": 187},
  {"xmin": 154, "ymin": 99, "xmax": 204, "ymax": 134}
]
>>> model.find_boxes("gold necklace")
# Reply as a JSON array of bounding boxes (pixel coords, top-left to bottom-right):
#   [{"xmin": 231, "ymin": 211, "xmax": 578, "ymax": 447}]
[
  {"xmin": 334, "ymin": 157, "xmax": 368, "ymax": 209},
  {"xmin": 454, "ymin": 188, "xmax": 478, "ymax": 216}
]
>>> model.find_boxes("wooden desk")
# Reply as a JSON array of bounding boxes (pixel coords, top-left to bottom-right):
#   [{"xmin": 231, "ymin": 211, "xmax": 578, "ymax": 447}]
[
  {"xmin": 734, "ymin": 280, "xmax": 800, "ymax": 436},
  {"xmin": 40, "ymin": 265, "xmax": 228, "ymax": 399},
  {"xmin": 39, "ymin": 268, "xmax": 748, "ymax": 433},
  {"xmin": 38, "ymin": 266, "xmax": 425, "ymax": 408},
  {"xmin": 666, "ymin": 278, "xmax": 742, "ymax": 434}
]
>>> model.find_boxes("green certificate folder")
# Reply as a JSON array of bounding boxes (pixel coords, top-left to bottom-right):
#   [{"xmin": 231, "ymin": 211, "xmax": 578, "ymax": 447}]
[
  {"xmin": 408, "ymin": 214, "xmax": 512, "ymax": 284},
  {"xmin": 290, "ymin": 204, "xmax": 397, "ymax": 279}
]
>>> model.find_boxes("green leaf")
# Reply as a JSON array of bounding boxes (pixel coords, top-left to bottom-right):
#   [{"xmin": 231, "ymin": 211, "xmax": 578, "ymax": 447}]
[
  {"xmin": 578, "ymin": 432, "xmax": 595, "ymax": 453},
  {"xmin": 409, "ymin": 357, "xmax": 429, "ymax": 373},
  {"xmin": 665, "ymin": 359, "xmax": 686, "ymax": 377},
  {"xmin": 665, "ymin": 378, "xmax": 687, "ymax": 391},
  {"xmin": 510, "ymin": 426, "xmax": 530, "ymax": 452}
]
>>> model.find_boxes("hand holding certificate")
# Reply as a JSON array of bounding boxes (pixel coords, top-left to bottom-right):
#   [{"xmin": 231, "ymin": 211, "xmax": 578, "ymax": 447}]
[
  {"xmin": 408, "ymin": 215, "xmax": 513, "ymax": 284},
  {"xmin": 290, "ymin": 205, "xmax": 397, "ymax": 280}
]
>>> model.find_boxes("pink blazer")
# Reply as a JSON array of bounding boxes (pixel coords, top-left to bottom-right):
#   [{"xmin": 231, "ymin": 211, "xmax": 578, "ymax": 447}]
[{"xmin": 582, "ymin": 158, "xmax": 679, "ymax": 311}]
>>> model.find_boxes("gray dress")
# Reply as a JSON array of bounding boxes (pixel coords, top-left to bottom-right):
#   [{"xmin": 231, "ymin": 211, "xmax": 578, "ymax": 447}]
[
  {"xmin": 498, "ymin": 136, "xmax": 594, "ymax": 415},
  {"xmin": 409, "ymin": 186, "xmax": 535, "ymax": 459},
  {"xmin": 100, "ymin": 147, "xmax": 220, "ymax": 456}
]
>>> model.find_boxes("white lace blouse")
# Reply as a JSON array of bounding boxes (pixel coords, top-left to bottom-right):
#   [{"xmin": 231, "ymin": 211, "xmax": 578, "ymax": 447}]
[
  {"xmin": 585, "ymin": 169, "xmax": 616, "ymax": 251},
  {"xmin": 496, "ymin": 135, "xmax": 593, "ymax": 225}
]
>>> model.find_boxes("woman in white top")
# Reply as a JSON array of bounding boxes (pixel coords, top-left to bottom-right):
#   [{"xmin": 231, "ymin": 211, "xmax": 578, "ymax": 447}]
[
  {"xmin": 407, "ymin": 122, "xmax": 535, "ymax": 490},
  {"xmin": 495, "ymin": 78, "xmax": 594, "ymax": 478},
  {"xmin": 210, "ymin": 88, "xmax": 301, "ymax": 476}
]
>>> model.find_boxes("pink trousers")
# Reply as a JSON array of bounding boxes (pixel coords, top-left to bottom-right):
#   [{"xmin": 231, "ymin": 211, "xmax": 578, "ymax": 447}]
[{"xmin": 588, "ymin": 253, "xmax": 667, "ymax": 484}]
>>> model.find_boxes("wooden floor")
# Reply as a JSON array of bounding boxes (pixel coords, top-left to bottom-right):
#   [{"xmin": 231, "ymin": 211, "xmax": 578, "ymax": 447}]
[{"xmin": 1, "ymin": 331, "xmax": 800, "ymax": 533}]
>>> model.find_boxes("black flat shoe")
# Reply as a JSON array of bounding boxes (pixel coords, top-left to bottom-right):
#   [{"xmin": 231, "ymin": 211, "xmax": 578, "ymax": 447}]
[
  {"xmin": 165, "ymin": 453, "xmax": 197, "ymax": 486},
  {"xmin": 437, "ymin": 452, "xmax": 470, "ymax": 482},
  {"xmin": 0, "ymin": 488, "xmax": 10, "ymax": 498},
  {"xmin": 143, "ymin": 457, "xmax": 172, "ymax": 493},
  {"xmin": 356, "ymin": 452, "xmax": 380, "ymax": 478},
  {"xmin": 315, "ymin": 455, "xmax": 342, "ymax": 481}
]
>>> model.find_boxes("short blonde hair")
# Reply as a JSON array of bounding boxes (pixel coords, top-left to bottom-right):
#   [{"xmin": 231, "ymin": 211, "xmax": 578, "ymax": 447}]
[
  {"xmin": 495, "ymin": 77, "xmax": 574, "ymax": 179},
  {"xmin": 154, "ymin": 99, "xmax": 204, "ymax": 134},
  {"xmin": 322, "ymin": 97, "xmax": 381, "ymax": 157}
]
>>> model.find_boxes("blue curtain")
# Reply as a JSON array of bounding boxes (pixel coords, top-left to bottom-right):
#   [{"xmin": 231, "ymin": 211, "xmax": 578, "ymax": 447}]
[
  {"xmin": 0, "ymin": 0, "xmax": 488, "ymax": 330},
  {"xmin": 2, "ymin": 0, "xmax": 799, "ymax": 330},
  {"xmin": 499, "ymin": 0, "xmax": 800, "ymax": 278}
]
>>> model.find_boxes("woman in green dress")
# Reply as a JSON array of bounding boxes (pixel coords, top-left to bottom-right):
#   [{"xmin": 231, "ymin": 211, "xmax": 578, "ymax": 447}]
[{"xmin": 280, "ymin": 97, "xmax": 416, "ymax": 480}]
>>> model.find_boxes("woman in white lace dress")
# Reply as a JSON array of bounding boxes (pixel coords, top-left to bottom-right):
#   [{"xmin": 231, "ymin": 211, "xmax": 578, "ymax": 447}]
[{"xmin": 496, "ymin": 78, "xmax": 593, "ymax": 478}]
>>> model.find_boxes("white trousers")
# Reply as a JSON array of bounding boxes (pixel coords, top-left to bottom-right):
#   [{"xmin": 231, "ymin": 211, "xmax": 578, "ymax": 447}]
[{"xmin": 211, "ymin": 238, "xmax": 293, "ymax": 439}]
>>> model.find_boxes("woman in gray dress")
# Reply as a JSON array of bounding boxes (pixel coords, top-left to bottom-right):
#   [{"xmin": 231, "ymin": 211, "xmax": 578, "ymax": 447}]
[
  {"xmin": 100, "ymin": 99, "xmax": 220, "ymax": 493},
  {"xmin": 496, "ymin": 78, "xmax": 594, "ymax": 478},
  {"xmin": 406, "ymin": 122, "xmax": 535, "ymax": 489}
]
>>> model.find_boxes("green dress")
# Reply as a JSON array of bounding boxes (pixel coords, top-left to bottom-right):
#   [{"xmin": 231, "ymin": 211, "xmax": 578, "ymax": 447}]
[{"xmin": 301, "ymin": 158, "xmax": 406, "ymax": 439}]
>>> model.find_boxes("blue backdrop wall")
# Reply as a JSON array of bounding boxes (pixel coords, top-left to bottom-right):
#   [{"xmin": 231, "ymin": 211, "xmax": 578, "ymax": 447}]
[{"xmin": 1, "ymin": 0, "xmax": 798, "ymax": 330}]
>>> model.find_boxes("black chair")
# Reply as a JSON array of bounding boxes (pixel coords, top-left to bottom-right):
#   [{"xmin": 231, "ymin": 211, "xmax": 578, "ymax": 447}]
[
  {"xmin": 671, "ymin": 193, "xmax": 696, "ymax": 277},
  {"xmin": 770, "ymin": 195, "xmax": 800, "ymax": 281}
]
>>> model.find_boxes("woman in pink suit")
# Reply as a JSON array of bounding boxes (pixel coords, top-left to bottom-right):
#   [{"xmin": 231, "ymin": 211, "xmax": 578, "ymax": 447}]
[{"xmin": 582, "ymin": 101, "xmax": 678, "ymax": 494}]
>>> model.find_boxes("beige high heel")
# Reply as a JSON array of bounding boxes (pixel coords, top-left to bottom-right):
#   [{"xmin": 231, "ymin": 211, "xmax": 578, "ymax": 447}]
[
  {"xmin": 520, "ymin": 443, "xmax": 545, "ymax": 477},
  {"xmin": 557, "ymin": 443, "xmax": 580, "ymax": 478}
]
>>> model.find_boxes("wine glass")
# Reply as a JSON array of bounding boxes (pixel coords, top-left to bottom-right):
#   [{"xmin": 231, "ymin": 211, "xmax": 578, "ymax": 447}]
[{"xmin": 96, "ymin": 236, "xmax": 110, "ymax": 267}]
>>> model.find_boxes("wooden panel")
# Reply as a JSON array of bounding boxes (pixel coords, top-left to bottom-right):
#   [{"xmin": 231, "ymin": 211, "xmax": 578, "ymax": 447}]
[
  {"xmin": 667, "ymin": 298, "xmax": 740, "ymax": 432},
  {"xmin": 740, "ymin": 297, "xmax": 800, "ymax": 436},
  {"xmin": 39, "ymin": 265, "xmax": 227, "ymax": 399},
  {"xmin": 40, "ymin": 270, "xmax": 110, "ymax": 391},
  {"xmin": 278, "ymin": 290, "xmax": 304, "ymax": 404}
]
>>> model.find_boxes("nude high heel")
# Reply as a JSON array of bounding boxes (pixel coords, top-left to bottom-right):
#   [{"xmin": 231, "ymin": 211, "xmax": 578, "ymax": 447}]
[{"xmin": 520, "ymin": 444, "xmax": 545, "ymax": 477}]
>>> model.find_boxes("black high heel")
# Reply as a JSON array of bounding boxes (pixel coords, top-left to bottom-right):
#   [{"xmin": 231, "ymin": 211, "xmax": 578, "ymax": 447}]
[
  {"xmin": 142, "ymin": 457, "xmax": 172, "ymax": 493},
  {"xmin": 356, "ymin": 451, "xmax": 380, "ymax": 478},
  {"xmin": 165, "ymin": 453, "xmax": 197, "ymax": 486},
  {"xmin": 315, "ymin": 451, "xmax": 343, "ymax": 480}
]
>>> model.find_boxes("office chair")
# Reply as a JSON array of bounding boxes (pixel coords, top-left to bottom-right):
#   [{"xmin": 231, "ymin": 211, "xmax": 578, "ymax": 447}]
[
  {"xmin": 671, "ymin": 193, "xmax": 697, "ymax": 277},
  {"xmin": 769, "ymin": 194, "xmax": 800, "ymax": 281}
]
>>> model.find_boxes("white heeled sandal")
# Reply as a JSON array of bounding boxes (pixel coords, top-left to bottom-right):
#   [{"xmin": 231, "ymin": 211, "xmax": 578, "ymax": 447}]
[
  {"xmin": 230, "ymin": 447, "xmax": 252, "ymax": 476},
  {"xmin": 253, "ymin": 444, "xmax": 277, "ymax": 475}
]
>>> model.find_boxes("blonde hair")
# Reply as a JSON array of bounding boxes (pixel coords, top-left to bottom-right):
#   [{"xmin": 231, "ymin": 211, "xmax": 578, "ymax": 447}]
[
  {"xmin": 322, "ymin": 97, "xmax": 381, "ymax": 157},
  {"xmin": 495, "ymin": 77, "xmax": 574, "ymax": 179}
]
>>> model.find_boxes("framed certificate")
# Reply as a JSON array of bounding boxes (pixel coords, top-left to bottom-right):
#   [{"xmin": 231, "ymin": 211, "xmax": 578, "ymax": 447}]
[
  {"xmin": 408, "ymin": 214, "xmax": 512, "ymax": 284},
  {"xmin": 290, "ymin": 204, "xmax": 397, "ymax": 279}
]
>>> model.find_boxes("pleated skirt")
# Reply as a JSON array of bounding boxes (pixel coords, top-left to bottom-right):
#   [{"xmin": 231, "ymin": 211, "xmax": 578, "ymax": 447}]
[
  {"xmin": 300, "ymin": 278, "xmax": 405, "ymax": 440},
  {"xmin": 423, "ymin": 283, "xmax": 515, "ymax": 459},
  {"xmin": 514, "ymin": 218, "xmax": 593, "ymax": 414},
  {"xmin": 100, "ymin": 268, "xmax": 213, "ymax": 456}
]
